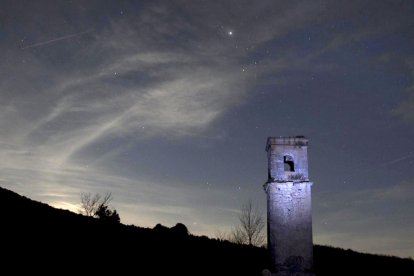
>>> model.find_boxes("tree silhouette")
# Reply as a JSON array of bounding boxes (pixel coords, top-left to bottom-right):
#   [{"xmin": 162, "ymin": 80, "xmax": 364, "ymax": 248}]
[
  {"xmin": 230, "ymin": 200, "xmax": 265, "ymax": 246},
  {"xmin": 171, "ymin": 223, "xmax": 189, "ymax": 236},
  {"xmin": 79, "ymin": 192, "xmax": 120, "ymax": 223},
  {"xmin": 95, "ymin": 204, "xmax": 120, "ymax": 223},
  {"xmin": 214, "ymin": 230, "xmax": 229, "ymax": 242}
]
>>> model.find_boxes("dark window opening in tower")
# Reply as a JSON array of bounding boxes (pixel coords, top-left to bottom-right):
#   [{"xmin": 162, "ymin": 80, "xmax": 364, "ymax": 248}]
[{"xmin": 284, "ymin": 155, "xmax": 295, "ymax": 172}]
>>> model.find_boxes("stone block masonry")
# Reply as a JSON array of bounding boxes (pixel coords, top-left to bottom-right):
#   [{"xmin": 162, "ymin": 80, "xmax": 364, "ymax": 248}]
[{"xmin": 264, "ymin": 136, "xmax": 314, "ymax": 275}]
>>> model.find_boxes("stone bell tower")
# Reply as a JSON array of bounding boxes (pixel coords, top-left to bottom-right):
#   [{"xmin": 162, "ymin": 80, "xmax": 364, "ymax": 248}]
[{"xmin": 264, "ymin": 136, "xmax": 314, "ymax": 275}]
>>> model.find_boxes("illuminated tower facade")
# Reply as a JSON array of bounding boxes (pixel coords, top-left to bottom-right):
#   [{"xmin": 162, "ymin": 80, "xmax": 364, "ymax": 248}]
[{"xmin": 264, "ymin": 136, "xmax": 314, "ymax": 275}]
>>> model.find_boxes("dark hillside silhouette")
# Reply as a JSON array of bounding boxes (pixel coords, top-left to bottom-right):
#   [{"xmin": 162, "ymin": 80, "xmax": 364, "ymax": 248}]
[{"xmin": 1, "ymin": 186, "xmax": 413, "ymax": 275}]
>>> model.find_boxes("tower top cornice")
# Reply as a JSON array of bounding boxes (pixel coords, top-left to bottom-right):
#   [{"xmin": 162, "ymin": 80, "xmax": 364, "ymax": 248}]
[{"xmin": 266, "ymin": 136, "xmax": 308, "ymax": 151}]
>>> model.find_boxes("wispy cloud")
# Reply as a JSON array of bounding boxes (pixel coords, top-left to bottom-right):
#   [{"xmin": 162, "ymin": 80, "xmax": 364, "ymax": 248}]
[
  {"xmin": 1, "ymin": 1, "xmax": 329, "ymax": 192},
  {"xmin": 0, "ymin": 1, "xmax": 264, "ymax": 233},
  {"xmin": 314, "ymin": 180, "xmax": 414, "ymax": 257}
]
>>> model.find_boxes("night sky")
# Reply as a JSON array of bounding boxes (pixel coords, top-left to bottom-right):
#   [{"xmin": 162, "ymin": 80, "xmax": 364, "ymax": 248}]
[{"xmin": 1, "ymin": 0, "xmax": 414, "ymax": 258}]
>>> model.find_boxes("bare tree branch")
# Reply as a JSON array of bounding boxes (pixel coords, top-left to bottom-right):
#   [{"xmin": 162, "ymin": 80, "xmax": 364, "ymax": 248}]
[
  {"xmin": 79, "ymin": 192, "xmax": 113, "ymax": 217},
  {"xmin": 230, "ymin": 200, "xmax": 265, "ymax": 247},
  {"xmin": 230, "ymin": 226, "xmax": 247, "ymax": 244},
  {"xmin": 214, "ymin": 230, "xmax": 230, "ymax": 242},
  {"xmin": 100, "ymin": 192, "xmax": 112, "ymax": 209}
]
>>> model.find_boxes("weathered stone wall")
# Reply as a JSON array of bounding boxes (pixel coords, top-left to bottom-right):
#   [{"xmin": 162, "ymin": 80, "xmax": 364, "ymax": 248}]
[
  {"xmin": 265, "ymin": 181, "xmax": 313, "ymax": 273},
  {"xmin": 265, "ymin": 136, "xmax": 314, "ymax": 274}
]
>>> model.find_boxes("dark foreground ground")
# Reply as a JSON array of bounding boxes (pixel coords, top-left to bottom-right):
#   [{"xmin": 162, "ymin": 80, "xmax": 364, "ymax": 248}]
[{"xmin": 1, "ymin": 186, "xmax": 413, "ymax": 275}]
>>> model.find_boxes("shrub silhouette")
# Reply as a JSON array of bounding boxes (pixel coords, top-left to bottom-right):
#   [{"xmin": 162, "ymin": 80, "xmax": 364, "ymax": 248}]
[
  {"xmin": 171, "ymin": 223, "xmax": 189, "ymax": 236},
  {"xmin": 95, "ymin": 204, "xmax": 120, "ymax": 223}
]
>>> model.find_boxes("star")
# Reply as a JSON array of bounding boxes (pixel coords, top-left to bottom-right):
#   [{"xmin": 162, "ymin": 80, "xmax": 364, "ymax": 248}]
[{"xmin": 228, "ymin": 31, "xmax": 233, "ymax": 36}]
